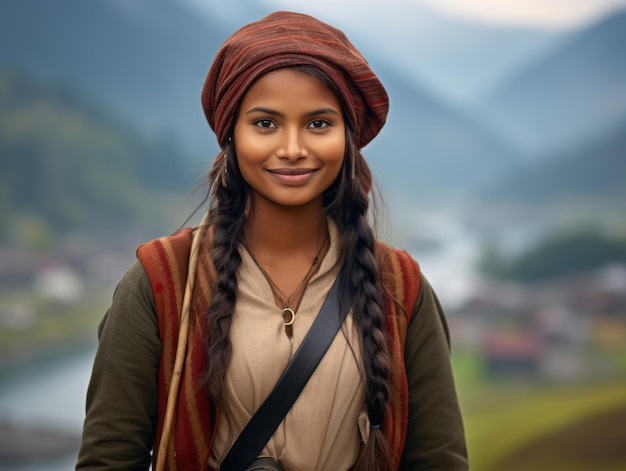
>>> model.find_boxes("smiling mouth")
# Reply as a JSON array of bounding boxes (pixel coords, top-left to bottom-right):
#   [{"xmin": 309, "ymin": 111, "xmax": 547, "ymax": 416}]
[
  {"xmin": 266, "ymin": 168, "xmax": 318, "ymax": 185},
  {"xmin": 267, "ymin": 168, "xmax": 317, "ymax": 175}
]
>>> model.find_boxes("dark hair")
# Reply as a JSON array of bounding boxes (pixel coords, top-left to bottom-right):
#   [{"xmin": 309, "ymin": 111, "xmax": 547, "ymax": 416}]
[{"xmin": 202, "ymin": 65, "xmax": 393, "ymax": 471}]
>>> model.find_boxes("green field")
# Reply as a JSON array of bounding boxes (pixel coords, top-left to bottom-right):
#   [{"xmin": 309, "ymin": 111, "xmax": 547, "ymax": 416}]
[
  {"xmin": 0, "ymin": 288, "xmax": 107, "ymax": 367},
  {"xmin": 454, "ymin": 352, "xmax": 626, "ymax": 471}
]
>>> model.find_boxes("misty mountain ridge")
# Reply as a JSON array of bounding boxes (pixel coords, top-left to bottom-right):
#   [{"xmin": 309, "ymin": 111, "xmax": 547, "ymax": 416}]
[
  {"xmin": 270, "ymin": 0, "xmax": 569, "ymax": 103},
  {"xmin": 480, "ymin": 116, "xmax": 626, "ymax": 203},
  {"xmin": 0, "ymin": 0, "xmax": 522, "ymax": 197},
  {"xmin": 477, "ymin": 9, "xmax": 626, "ymax": 157},
  {"xmin": 365, "ymin": 62, "xmax": 520, "ymax": 196},
  {"xmin": 1, "ymin": 0, "xmax": 624, "ymax": 202},
  {"xmin": 0, "ymin": 0, "xmax": 227, "ymax": 156}
]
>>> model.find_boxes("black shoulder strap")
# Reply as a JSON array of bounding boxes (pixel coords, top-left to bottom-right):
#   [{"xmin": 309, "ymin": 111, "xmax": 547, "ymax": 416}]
[{"xmin": 220, "ymin": 276, "xmax": 345, "ymax": 471}]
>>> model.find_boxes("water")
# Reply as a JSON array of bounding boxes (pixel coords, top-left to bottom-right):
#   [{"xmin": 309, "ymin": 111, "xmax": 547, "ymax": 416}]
[
  {"xmin": 0, "ymin": 346, "xmax": 96, "ymax": 470},
  {"xmin": 0, "ymin": 454, "xmax": 80, "ymax": 471}
]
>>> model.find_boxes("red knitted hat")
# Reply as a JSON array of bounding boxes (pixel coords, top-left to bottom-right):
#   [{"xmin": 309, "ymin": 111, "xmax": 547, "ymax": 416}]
[{"xmin": 201, "ymin": 11, "xmax": 389, "ymax": 149}]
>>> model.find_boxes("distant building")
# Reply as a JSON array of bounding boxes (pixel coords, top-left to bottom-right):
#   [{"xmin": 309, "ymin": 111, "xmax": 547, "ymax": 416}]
[{"xmin": 482, "ymin": 330, "xmax": 542, "ymax": 377}]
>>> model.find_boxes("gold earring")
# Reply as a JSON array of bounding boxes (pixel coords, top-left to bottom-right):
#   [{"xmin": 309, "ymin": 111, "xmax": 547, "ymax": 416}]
[
  {"xmin": 221, "ymin": 155, "xmax": 228, "ymax": 188},
  {"xmin": 210, "ymin": 153, "xmax": 228, "ymax": 196}
]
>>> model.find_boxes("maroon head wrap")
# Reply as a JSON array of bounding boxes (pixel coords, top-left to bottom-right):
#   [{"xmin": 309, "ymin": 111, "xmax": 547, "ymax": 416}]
[{"xmin": 202, "ymin": 11, "xmax": 389, "ymax": 150}]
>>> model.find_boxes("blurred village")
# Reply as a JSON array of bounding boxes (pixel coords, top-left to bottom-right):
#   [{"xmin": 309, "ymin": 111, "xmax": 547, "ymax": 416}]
[
  {"xmin": 448, "ymin": 263, "xmax": 626, "ymax": 382},
  {"xmin": 2, "ymin": 209, "xmax": 625, "ymax": 383}
]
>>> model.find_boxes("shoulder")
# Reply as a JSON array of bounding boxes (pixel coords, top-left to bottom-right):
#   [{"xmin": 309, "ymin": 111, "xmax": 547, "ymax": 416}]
[
  {"xmin": 137, "ymin": 227, "xmax": 195, "ymax": 262},
  {"xmin": 135, "ymin": 228, "xmax": 197, "ymax": 294},
  {"xmin": 375, "ymin": 241, "xmax": 421, "ymax": 289},
  {"xmin": 375, "ymin": 241, "xmax": 421, "ymax": 319}
]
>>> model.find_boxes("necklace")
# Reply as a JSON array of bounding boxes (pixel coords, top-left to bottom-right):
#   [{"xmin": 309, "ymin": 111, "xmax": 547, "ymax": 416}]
[{"xmin": 245, "ymin": 235, "xmax": 329, "ymax": 330}]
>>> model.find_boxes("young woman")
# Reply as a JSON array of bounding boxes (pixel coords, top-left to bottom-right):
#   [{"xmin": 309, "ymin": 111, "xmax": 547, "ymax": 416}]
[{"xmin": 76, "ymin": 11, "xmax": 468, "ymax": 471}]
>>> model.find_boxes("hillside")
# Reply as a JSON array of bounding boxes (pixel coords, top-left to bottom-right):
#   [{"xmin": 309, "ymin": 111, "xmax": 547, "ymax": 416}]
[
  {"xmin": 479, "ymin": 229, "xmax": 626, "ymax": 282},
  {"xmin": 0, "ymin": 0, "xmax": 232, "ymax": 156},
  {"xmin": 394, "ymin": 22, "xmax": 563, "ymax": 105},
  {"xmin": 461, "ymin": 379, "xmax": 626, "ymax": 471},
  {"xmin": 259, "ymin": 0, "xmax": 565, "ymax": 103},
  {"xmin": 479, "ymin": 117, "xmax": 626, "ymax": 203},
  {"xmin": 0, "ymin": 0, "xmax": 520, "ymax": 198},
  {"xmin": 498, "ymin": 405, "xmax": 626, "ymax": 470},
  {"xmin": 478, "ymin": 9, "xmax": 626, "ymax": 155},
  {"xmin": 0, "ymin": 69, "xmax": 193, "ymax": 243},
  {"xmin": 366, "ymin": 63, "xmax": 520, "ymax": 196}
]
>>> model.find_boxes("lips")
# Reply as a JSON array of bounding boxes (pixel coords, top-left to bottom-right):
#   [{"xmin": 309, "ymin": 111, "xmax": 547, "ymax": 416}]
[
  {"xmin": 268, "ymin": 168, "xmax": 315, "ymax": 175},
  {"xmin": 266, "ymin": 167, "xmax": 318, "ymax": 185}
]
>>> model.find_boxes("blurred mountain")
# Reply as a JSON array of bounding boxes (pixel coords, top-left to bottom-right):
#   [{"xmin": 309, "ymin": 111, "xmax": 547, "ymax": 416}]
[
  {"xmin": 477, "ymin": 9, "xmax": 626, "ymax": 156},
  {"xmin": 0, "ymin": 0, "xmax": 520, "ymax": 197},
  {"xmin": 480, "ymin": 117, "xmax": 626, "ymax": 203},
  {"xmin": 278, "ymin": 0, "xmax": 567, "ymax": 104},
  {"xmin": 365, "ymin": 63, "xmax": 520, "ymax": 196},
  {"xmin": 0, "ymin": 68, "xmax": 193, "ymax": 243},
  {"xmin": 0, "ymin": 0, "xmax": 232, "ymax": 156},
  {"xmin": 182, "ymin": 0, "xmax": 272, "ymax": 28}
]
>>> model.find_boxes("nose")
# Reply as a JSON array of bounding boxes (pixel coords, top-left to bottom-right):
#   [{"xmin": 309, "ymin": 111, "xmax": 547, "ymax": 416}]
[{"xmin": 278, "ymin": 126, "xmax": 308, "ymax": 160}]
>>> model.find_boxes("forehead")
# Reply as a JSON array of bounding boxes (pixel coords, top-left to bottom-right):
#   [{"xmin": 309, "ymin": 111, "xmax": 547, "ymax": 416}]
[{"xmin": 239, "ymin": 68, "xmax": 342, "ymax": 110}]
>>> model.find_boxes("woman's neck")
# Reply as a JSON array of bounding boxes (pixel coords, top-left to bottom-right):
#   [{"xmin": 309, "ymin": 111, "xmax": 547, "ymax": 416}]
[
  {"xmin": 244, "ymin": 198, "xmax": 328, "ymax": 258},
  {"xmin": 243, "ymin": 196, "xmax": 332, "ymax": 303}
]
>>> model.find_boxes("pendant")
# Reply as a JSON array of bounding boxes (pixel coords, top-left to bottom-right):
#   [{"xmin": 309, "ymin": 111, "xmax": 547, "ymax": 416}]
[{"xmin": 282, "ymin": 307, "xmax": 296, "ymax": 326}]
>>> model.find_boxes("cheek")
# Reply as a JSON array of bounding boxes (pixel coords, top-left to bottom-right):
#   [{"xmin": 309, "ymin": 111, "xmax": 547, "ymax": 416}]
[
  {"xmin": 233, "ymin": 130, "xmax": 267, "ymax": 169},
  {"xmin": 325, "ymin": 135, "xmax": 346, "ymax": 173},
  {"xmin": 233, "ymin": 126, "xmax": 253, "ymax": 159}
]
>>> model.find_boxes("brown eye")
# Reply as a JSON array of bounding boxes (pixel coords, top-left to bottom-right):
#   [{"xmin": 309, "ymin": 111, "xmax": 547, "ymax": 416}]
[
  {"xmin": 254, "ymin": 119, "xmax": 276, "ymax": 128},
  {"xmin": 308, "ymin": 119, "xmax": 330, "ymax": 129}
]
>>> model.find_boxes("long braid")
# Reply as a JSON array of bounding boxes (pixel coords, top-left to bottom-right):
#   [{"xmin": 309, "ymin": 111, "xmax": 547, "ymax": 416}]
[
  {"xmin": 326, "ymin": 138, "xmax": 394, "ymax": 471},
  {"xmin": 203, "ymin": 145, "xmax": 248, "ymax": 412}
]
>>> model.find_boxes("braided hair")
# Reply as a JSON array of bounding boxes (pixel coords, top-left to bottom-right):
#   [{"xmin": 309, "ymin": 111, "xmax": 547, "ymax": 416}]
[{"xmin": 203, "ymin": 66, "xmax": 393, "ymax": 471}]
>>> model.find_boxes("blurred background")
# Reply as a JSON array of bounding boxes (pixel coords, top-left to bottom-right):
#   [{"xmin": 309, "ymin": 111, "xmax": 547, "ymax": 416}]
[{"xmin": 1, "ymin": 0, "xmax": 625, "ymax": 469}]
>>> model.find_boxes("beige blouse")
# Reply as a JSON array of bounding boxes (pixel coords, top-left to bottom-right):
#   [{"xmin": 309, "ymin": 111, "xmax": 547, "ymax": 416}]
[{"xmin": 209, "ymin": 223, "xmax": 368, "ymax": 470}]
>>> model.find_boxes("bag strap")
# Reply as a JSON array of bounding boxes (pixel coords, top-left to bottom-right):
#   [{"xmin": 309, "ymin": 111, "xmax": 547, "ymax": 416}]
[{"xmin": 220, "ymin": 276, "xmax": 346, "ymax": 471}]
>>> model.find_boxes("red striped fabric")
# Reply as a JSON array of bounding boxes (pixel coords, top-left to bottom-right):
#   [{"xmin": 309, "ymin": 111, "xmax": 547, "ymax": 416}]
[
  {"xmin": 202, "ymin": 11, "xmax": 389, "ymax": 150},
  {"xmin": 377, "ymin": 244, "xmax": 421, "ymax": 469}
]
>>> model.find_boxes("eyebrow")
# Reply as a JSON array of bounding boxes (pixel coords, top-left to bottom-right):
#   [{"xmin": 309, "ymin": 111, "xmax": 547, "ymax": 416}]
[{"xmin": 244, "ymin": 106, "xmax": 340, "ymax": 117}]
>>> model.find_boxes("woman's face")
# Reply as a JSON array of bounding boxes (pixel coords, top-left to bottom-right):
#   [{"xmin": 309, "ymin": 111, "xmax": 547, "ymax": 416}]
[{"xmin": 233, "ymin": 68, "xmax": 346, "ymax": 211}]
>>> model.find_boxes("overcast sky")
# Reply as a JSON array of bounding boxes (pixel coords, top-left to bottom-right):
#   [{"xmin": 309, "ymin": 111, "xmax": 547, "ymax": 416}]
[
  {"xmin": 415, "ymin": 0, "xmax": 626, "ymax": 27},
  {"xmin": 267, "ymin": 0, "xmax": 626, "ymax": 29}
]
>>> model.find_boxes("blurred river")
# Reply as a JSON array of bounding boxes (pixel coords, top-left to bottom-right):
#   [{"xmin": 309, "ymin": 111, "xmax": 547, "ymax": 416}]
[{"xmin": 0, "ymin": 345, "xmax": 96, "ymax": 470}]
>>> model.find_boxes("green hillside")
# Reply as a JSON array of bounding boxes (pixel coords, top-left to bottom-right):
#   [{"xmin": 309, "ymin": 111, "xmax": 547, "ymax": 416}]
[
  {"xmin": 480, "ymin": 229, "xmax": 626, "ymax": 281},
  {"xmin": 460, "ymin": 377, "xmax": 626, "ymax": 471},
  {"xmin": 0, "ymin": 69, "xmax": 197, "ymax": 244}
]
